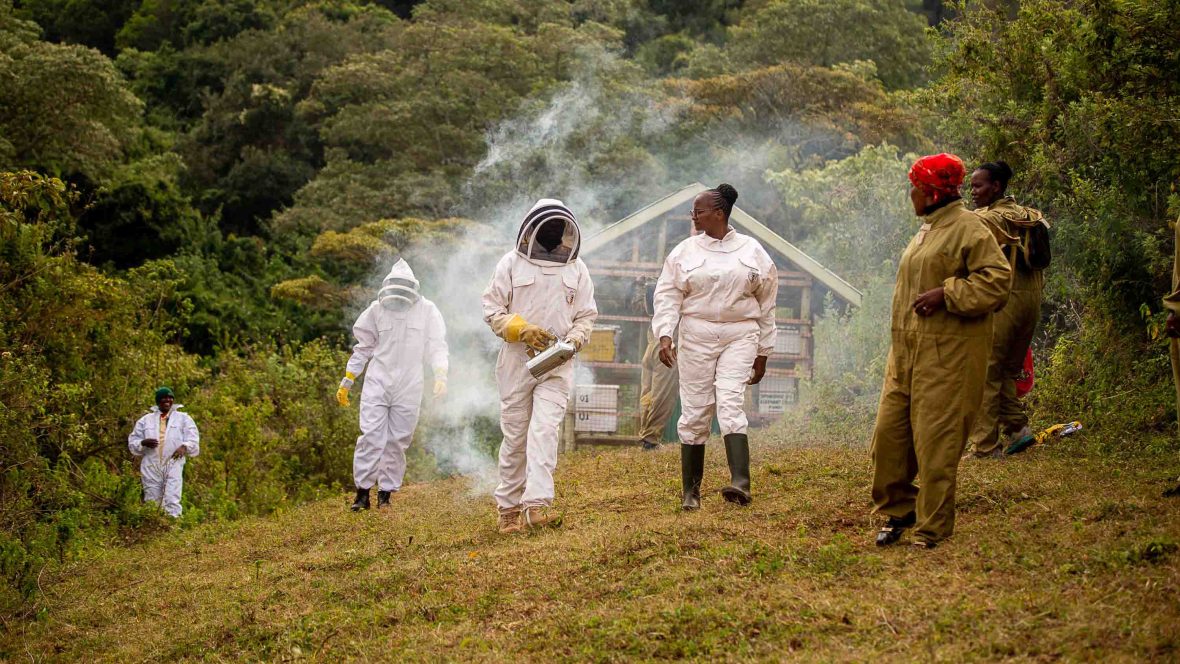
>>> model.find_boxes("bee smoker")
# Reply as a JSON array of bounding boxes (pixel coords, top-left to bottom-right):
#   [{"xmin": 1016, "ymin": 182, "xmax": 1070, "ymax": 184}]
[{"xmin": 526, "ymin": 338, "xmax": 577, "ymax": 379}]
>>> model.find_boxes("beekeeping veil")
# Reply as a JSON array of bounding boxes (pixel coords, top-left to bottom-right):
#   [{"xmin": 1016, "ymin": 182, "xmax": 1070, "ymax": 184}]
[
  {"xmin": 516, "ymin": 198, "xmax": 580, "ymax": 266},
  {"xmin": 378, "ymin": 258, "xmax": 420, "ymax": 311}
]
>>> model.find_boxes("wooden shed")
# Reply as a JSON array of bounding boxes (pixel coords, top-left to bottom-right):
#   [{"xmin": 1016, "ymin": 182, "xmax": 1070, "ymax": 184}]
[{"xmin": 562, "ymin": 183, "xmax": 862, "ymax": 449}]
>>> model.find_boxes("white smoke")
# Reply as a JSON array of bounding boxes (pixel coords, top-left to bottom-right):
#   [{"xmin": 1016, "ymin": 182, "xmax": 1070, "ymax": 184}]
[{"xmin": 346, "ymin": 46, "xmax": 880, "ymax": 489}]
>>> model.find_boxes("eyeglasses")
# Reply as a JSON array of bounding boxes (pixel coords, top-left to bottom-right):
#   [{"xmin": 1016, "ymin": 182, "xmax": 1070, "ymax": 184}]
[{"xmin": 689, "ymin": 208, "xmax": 712, "ymax": 220}]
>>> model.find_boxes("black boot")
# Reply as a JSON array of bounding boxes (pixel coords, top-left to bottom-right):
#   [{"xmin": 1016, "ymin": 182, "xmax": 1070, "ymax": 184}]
[
  {"xmin": 875, "ymin": 511, "xmax": 916, "ymax": 547},
  {"xmin": 350, "ymin": 487, "xmax": 370, "ymax": 512},
  {"xmin": 376, "ymin": 490, "xmax": 392, "ymax": 508},
  {"xmin": 680, "ymin": 444, "xmax": 705, "ymax": 510},
  {"xmin": 721, "ymin": 433, "xmax": 752, "ymax": 505}
]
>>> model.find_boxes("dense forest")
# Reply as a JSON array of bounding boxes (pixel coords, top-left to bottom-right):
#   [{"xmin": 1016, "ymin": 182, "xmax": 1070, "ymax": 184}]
[{"xmin": 1, "ymin": 0, "xmax": 1177, "ymax": 614}]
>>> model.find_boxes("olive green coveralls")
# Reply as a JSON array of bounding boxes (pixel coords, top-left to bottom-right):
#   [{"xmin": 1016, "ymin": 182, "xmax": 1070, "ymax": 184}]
[
  {"xmin": 1163, "ymin": 216, "xmax": 1180, "ymax": 426},
  {"xmin": 968, "ymin": 197, "xmax": 1046, "ymax": 455},
  {"xmin": 871, "ymin": 201, "xmax": 1011, "ymax": 545}
]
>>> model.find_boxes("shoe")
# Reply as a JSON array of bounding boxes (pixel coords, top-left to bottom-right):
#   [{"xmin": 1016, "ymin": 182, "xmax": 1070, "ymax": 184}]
[
  {"xmin": 911, "ymin": 539, "xmax": 937, "ymax": 550},
  {"xmin": 350, "ymin": 488, "xmax": 370, "ymax": 512},
  {"xmin": 720, "ymin": 433, "xmax": 752, "ymax": 505},
  {"xmin": 680, "ymin": 443, "xmax": 705, "ymax": 510},
  {"xmin": 641, "ymin": 438, "xmax": 659, "ymax": 451},
  {"xmin": 376, "ymin": 490, "xmax": 392, "ymax": 508},
  {"xmin": 1004, "ymin": 425, "xmax": 1036, "ymax": 455},
  {"xmin": 875, "ymin": 512, "xmax": 915, "ymax": 547},
  {"xmin": 522, "ymin": 506, "xmax": 563, "ymax": 529},
  {"xmin": 973, "ymin": 446, "xmax": 1005, "ymax": 459},
  {"xmin": 497, "ymin": 508, "xmax": 522, "ymax": 534}
]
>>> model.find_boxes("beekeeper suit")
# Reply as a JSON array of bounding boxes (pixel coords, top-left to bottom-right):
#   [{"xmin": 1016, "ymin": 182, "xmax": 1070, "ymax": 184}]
[
  {"xmin": 481, "ymin": 199, "xmax": 597, "ymax": 533},
  {"xmin": 653, "ymin": 184, "xmax": 778, "ymax": 510},
  {"xmin": 128, "ymin": 387, "xmax": 200, "ymax": 517},
  {"xmin": 337, "ymin": 258, "xmax": 448, "ymax": 512},
  {"xmin": 871, "ymin": 154, "xmax": 1011, "ymax": 549}
]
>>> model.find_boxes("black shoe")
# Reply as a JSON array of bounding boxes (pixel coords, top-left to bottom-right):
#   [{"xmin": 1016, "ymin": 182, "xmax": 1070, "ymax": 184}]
[
  {"xmin": 720, "ymin": 433, "xmax": 752, "ymax": 505},
  {"xmin": 680, "ymin": 444, "xmax": 705, "ymax": 510},
  {"xmin": 875, "ymin": 512, "xmax": 916, "ymax": 547},
  {"xmin": 350, "ymin": 488, "xmax": 371, "ymax": 512},
  {"xmin": 641, "ymin": 438, "xmax": 659, "ymax": 451},
  {"xmin": 376, "ymin": 490, "xmax": 392, "ymax": 508}
]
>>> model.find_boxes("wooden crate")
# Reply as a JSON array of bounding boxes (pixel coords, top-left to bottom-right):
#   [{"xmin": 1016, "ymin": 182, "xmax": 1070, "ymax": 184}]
[{"xmin": 581, "ymin": 326, "xmax": 620, "ymax": 363}]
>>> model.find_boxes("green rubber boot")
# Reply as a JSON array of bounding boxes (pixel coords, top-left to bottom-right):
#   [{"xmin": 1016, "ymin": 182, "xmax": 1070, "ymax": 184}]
[
  {"xmin": 721, "ymin": 433, "xmax": 752, "ymax": 505},
  {"xmin": 680, "ymin": 444, "xmax": 705, "ymax": 510}
]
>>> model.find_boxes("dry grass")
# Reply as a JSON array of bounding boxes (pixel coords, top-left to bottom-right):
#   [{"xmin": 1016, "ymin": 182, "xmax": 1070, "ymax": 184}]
[{"xmin": 3, "ymin": 430, "xmax": 1179, "ymax": 662}]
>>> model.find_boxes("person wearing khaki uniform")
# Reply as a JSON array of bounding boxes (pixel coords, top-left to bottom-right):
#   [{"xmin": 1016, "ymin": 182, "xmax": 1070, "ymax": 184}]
[
  {"xmin": 967, "ymin": 162, "xmax": 1047, "ymax": 457},
  {"xmin": 632, "ymin": 278, "xmax": 679, "ymax": 450},
  {"xmin": 871, "ymin": 154, "xmax": 1011, "ymax": 549},
  {"xmin": 1163, "ymin": 215, "xmax": 1180, "ymax": 423}
]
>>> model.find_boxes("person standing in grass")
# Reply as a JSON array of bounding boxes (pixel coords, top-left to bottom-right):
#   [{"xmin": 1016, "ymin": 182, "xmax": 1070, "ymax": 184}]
[
  {"xmin": 128, "ymin": 387, "xmax": 200, "ymax": 518},
  {"xmin": 1164, "ymin": 213, "xmax": 1180, "ymax": 427},
  {"xmin": 631, "ymin": 277, "xmax": 679, "ymax": 451},
  {"xmin": 482, "ymin": 198, "xmax": 598, "ymax": 534},
  {"xmin": 336, "ymin": 258, "xmax": 449, "ymax": 512},
  {"xmin": 967, "ymin": 161, "xmax": 1049, "ymax": 457},
  {"xmin": 653, "ymin": 184, "xmax": 778, "ymax": 510},
  {"xmin": 871, "ymin": 154, "xmax": 1011, "ymax": 549}
]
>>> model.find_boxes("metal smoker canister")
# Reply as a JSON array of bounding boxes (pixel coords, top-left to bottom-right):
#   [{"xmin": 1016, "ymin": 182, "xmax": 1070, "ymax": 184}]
[{"xmin": 526, "ymin": 339, "xmax": 576, "ymax": 380}]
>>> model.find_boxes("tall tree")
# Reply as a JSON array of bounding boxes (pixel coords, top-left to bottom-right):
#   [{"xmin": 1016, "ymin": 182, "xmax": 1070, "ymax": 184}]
[{"xmin": 0, "ymin": 2, "xmax": 143, "ymax": 181}]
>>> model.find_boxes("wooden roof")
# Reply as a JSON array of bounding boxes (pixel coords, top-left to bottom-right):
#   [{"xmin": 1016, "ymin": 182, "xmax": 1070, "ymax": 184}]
[{"xmin": 581, "ymin": 183, "xmax": 863, "ymax": 307}]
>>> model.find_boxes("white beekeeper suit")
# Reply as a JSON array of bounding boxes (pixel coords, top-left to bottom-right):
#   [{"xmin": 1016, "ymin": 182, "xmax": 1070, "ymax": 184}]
[
  {"xmin": 128, "ymin": 399, "xmax": 200, "ymax": 517},
  {"xmin": 339, "ymin": 258, "xmax": 448, "ymax": 510},
  {"xmin": 653, "ymin": 228, "xmax": 778, "ymax": 444},
  {"xmin": 481, "ymin": 199, "xmax": 597, "ymax": 532}
]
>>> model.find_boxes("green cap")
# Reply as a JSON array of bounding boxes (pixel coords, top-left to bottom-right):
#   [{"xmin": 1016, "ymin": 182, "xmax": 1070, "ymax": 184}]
[{"xmin": 154, "ymin": 386, "xmax": 175, "ymax": 403}]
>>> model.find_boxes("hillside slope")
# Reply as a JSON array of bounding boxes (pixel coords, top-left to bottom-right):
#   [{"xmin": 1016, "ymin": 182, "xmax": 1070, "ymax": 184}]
[{"xmin": 4, "ymin": 433, "xmax": 1179, "ymax": 661}]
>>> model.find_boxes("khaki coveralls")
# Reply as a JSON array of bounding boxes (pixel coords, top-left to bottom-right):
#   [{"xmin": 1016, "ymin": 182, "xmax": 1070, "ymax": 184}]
[
  {"xmin": 871, "ymin": 200, "xmax": 1011, "ymax": 544},
  {"xmin": 968, "ymin": 197, "xmax": 1046, "ymax": 455},
  {"xmin": 1163, "ymin": 216, "xmax": 1180, "ymax": 425}
]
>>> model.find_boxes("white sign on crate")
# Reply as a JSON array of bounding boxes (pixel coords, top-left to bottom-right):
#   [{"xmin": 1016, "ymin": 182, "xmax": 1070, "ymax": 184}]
[
  {"xmin": 758, "ymin": 378, "xmax": 798, "ymax": 414},
  {"xmin": 774, "ymin": 324, "xmax": 804, "ymax": 356},
  {"xmin": 574, "ymin": 410, "xmax": 618, "ymax": 432},
  {"xmin": 575, "ymin": 384, "xmax": 619, "ymax": 412},
  {"xmin": 758, "ymin": 391, "xmax": 788, "ymax": 414}
]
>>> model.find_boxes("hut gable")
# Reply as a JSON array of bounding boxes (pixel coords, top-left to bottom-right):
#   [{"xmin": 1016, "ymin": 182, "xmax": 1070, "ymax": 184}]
[
  {"xmin": 582, "ymin": 183, "xmax": 862, "ymax": 307},
  {"xmin": 563, "ymin": 183, "xmax": 862, "ymax": 448}
]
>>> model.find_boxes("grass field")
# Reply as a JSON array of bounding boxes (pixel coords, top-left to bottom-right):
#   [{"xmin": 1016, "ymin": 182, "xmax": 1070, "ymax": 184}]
[{"xmin": 3, "ymin": 429, "xmax": 1179, "ymax": 662}]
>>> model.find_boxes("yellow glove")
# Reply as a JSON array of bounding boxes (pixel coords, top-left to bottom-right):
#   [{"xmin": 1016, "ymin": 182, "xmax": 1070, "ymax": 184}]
[
  {"xmin": 433, "ymin": 369, "xmax": 447, "ymax": 398},
  {"xmin": 504, "ymin": 314, "xmax": 556, "ymax": 351},
  {"xmin": 336, "ymin": 372, "xmax": 355, "ymax": 407},
  {"xmin": 566, "ymin": 336, "xmax": 583, "ymax": 352},
  {"xmin": 521, "ymin": 325, "xmax": 557, "ymax": 351}
]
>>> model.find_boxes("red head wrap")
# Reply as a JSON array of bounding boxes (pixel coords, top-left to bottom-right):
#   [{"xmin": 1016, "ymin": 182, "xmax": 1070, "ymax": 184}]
[{"xmin": 908, "ymin": 153, "xmax": 966, "ymax": 204}]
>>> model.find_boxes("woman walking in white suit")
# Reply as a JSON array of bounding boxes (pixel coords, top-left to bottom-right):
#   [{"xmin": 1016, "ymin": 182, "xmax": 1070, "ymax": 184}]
[{"xmin": 652, "ymin": 184, "xmax": 778, "ymax": 510}]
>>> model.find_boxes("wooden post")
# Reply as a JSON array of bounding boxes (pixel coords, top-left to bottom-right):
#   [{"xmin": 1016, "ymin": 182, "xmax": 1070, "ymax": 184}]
[
  {"xmin": 800, "ymin": 285, "xmax": 813, "ymax": 378},
  {"xmin": 562, "ymin": 407, "xmax": 576, "ymax": 453}
]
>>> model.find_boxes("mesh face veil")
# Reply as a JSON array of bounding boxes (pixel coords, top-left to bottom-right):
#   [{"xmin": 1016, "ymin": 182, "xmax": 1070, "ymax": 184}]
[
  {"xmin": 378, "ymin": 260, "xmax": 420, "ymax": 311},
  {"xmin": 516, "ymin": 199, "xmax": 580, "ymax": 265}
]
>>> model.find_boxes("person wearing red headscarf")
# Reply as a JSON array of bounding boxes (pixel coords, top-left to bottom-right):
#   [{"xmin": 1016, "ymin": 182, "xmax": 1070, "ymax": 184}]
[{"xmin": 870, "ymin": 153, "xmax": 1012, "ymax": 549}]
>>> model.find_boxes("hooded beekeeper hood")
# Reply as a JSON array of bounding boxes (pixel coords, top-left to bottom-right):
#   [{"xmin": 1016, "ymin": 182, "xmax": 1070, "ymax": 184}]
[
  {"xmin": 516, "ymin": 199, "xmax": 580, "ymax": 266},
  {"xmin": 377, "ymin": 258, "xmax": 420, "ymax": 310}
]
